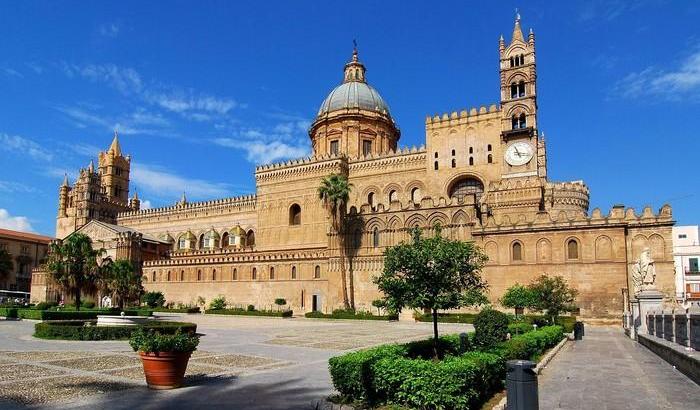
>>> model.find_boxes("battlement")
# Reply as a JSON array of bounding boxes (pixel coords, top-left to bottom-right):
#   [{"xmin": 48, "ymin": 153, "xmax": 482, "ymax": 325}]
[
  {"xmin": 117, "ymin": 194, "xmax": 257, "ymax": 220},
  {"xmin": 425, "ymin": 104, "xmax": 501, "ymax": 128},
  {"xmin": 143, "ymin": 246, "xmax": 328, "ymax": 267},
  {"xmin": 254, "ymin": 153, "xmax": 346, "ymax": 184}
]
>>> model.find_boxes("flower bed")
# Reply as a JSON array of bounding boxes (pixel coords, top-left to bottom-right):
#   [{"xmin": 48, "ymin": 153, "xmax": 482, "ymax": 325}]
[
  {"xmin": 206, "ymin": 308, "xmax": 292, "ymax": 318},
  {"xmin": 305, "ymin": 310, "xmax": 398, "ymax": 321},
  {"xmin": 328, "ymin": 326, "xmax": 564, "ymax": 410},
  {"xmin": 33, "ymin": 320, "xmax": 197, "ymax": 340}
]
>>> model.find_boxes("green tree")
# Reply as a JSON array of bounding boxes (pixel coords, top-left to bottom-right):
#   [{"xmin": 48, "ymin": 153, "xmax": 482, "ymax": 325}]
[
  {"xmin": 102, "ymin": 260, "xmax": 143, "ymax": 310},
  {"xmin": 0, "ymin": 249, "xmax": 13, "ymax": 285},
  {"xmin": 318, "ymin": 173, "xmax": 353, "ymax": 309},
  {"xmin": 371, "ymin": 299, "xmax": 386, "ymax": 316},
  {"xmin": 500, "ymin": 283, "xmax": 535, "ymax": 317},
  {"xmin": 527, "ymin": 275, "xmax": 578, "ymax": 324},
  {"xmin": 142, "ymin": 291, "xmax": 165, "ymax": 308},
  {"xmin": 374, "ymin": 227, "xmax": 488, "ymax": 357},
  {"xmin": 45, "ymin": 233, "xmax": 103, "ymax": 311}
]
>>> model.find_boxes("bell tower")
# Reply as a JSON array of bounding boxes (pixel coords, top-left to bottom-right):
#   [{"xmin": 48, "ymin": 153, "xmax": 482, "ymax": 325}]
[
  {"xmin": 499, "ymin": 13, "xmax": 543, "ymax": 178},
  {"xmin": 98, "ymin": 131, "xmax": 131, "ymax": 204}
]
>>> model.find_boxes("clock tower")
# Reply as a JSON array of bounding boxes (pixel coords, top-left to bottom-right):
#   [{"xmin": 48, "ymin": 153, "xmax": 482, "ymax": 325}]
[{"xmin": 498, "ymin": 13, "xmax": 543, "ymax": 179}]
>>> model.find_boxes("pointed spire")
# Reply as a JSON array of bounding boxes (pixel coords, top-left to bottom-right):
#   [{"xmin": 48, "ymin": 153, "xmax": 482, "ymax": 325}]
[
  {"xmin": 133, "ymin": 190, "xmax": 139, "ymax": 200},
  {"xmin": 88, "ymin": 160, "xmax": 95, "ymax": 173},
  {"xmin": 512, "ymin": 10, "xmax": 524, "ymax": 43},
  {"xmin": 61, "ymin": 173, "xmax": 69, "ymax": 187},
  {"xmin": 109, "ymin": 130, "xmax": 122, "ymax": 156},
  {"xmin": 178, "ymin": 191, "xmax": 188, "ymax": 206},
  {"xmin": 343, "ymin": 40, "xmax": 366, "ymax": 84}
]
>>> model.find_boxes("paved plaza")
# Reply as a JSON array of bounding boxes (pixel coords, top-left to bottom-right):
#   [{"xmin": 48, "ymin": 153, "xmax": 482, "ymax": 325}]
[
  {"xmin": 0, "ymin": 314, "xmax": 471, "ymax": 409},
  {"xmin": 540, "ymin": 327, "xmax": 700, "ymax": 410}
]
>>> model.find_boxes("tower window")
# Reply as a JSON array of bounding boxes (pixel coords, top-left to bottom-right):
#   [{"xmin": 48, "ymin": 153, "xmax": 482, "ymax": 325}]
[
  {"xmin": 115, "ymin": 167, "xmax": 122, "ymax": 176},
  {"xmin": 434, "ymin": 161, "xmax": 439, "ymax": 170},
  {"xmin": 488, "ymin": 154, "xmax": 493, "ymax": 164},
  {"xmin": 451, "ymin": 159, "xmax": 456, "ymax": 168},
  {"xmin": 197, "ymin": 270, "xmax": 202, "ymax": 281},
  {"xmin": 511, "ymin": 83, "xmax": 518, "ymax": 99},
  {"xmin": 330, "ymin": 140, "xmax": 339, "ymax": 155},
  {"xmin": 518, "ymin": 81, "xmax": 526, "ymax": 97},
  {"xmin": 469, "ymin": 147, "xmax": 473, "ymax": 154},
  {"xmin": 487, "ymin": 144, "xmax": 492, "ymax": 151},
  {"xmin": 363, "ymin": 140, "xmax": 372, "ymax": 156},
  {"xmin": 512, "ymin": 114, "xmax": 527, "ymax": 129},
  {"xmin": 510, "ymin": 57, "xmax": 515, "ymax": 67},
  {"xmin": 232, "ymin": 268, "xmax": 237, "ymax": 280},
  {"xmin": 314, "ymin": 265, "xmax": 321, "ymax": 279},
  {"xmin": 389, "ymin": 190, "xmax": 398, "ymax": 203},
  {"xmin": 451, "ymin": 149, "xmax": 455, "ymax": 156},
  {"xmin": 411, "ymin": 187, "xmax": 422, "ymax": 203},
  {"xmin": 567, "ymin": 239, "xmax": 580, "ymax": 260},
  {"xmin": 373, "ymin": 227, "xmax": 380, "ymax": 248},
  {"xmin": 512, "ymin": 242, "xmax": 523, "ymax": 261},
  {"xmin": 434, "ymin": 152, "xmax": 438, "ymax": 158},
  {"xmin": 252, "ymin": 267, "xmax": 257, "ymax": 280},
  {"xmin": 270, "ymin": 267, "xmax": 275, "ymax": 280},
  {"xmin": 289, "ymin": 204, "xmax": 301, "ymax": 225},
  {"xmin": 368, "ymin": 192, "xmax": 375, "ymax": 209},
  {"xmin": 469, "ymin": 157, "xmax": 474, "ymax": 166},
  {"xmin": 291, "ymin": 266, "xmax": 297, "ymax": 279}
]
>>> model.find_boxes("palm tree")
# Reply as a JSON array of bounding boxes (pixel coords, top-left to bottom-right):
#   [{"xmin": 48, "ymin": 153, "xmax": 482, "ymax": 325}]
[
  {"xmin": 45, "ymin": 233, "xmax": 103, "ymax": 310},
  {"xmin": 318, "ymin": 173, "xmax": 353, "ymax": 309},
  {"xmin": 0, "ymin": 249, "xmax": 13, "ymax": 286},
  {"xmin": 102, "ymin": 259, "xmax": 143, "ymax": 310}
]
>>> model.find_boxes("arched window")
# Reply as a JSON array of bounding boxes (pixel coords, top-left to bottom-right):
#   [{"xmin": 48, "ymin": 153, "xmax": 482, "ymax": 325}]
[
  {"xmin": 567, "ymin": 239, "xmax": 580, "ymax": 260},
  {"xmin": 510, "ymin": 83, "xmax": 518, "ymax": 99},
  {"xmin": 389, "ymin": 190, "xmax": 398, "ymax": 203},
  {"xmin": 434, "ymin": 161, "xmax": 439, "ymax": 170},
  {"xmin": 411, "ymin": 187, "xmax": 422, "ymax": 203},
  {"xmin": 270, "ymin": 266, "xmax": 275, "ymax": 279},
  {"xmin": 180, "ymin": 270, "xmax": 184, "ymax": 281},
  {"xmin": 487, "ymin": 144, "xmax": 492, "ymax": 151},
  {"xmin": 519, "ymin": 113, "xmax": 526, "ymax": 128},
  {"xmin": 212, "ymin": 269, "xmax": 217, "ymax": 281},
  {"xmin": 289, "ymin": 204, "xmax": 301, "ymax": 225},
  {"xmin": 167, "ymin": 271, "xmax": 171, "ymax": 281},
  {"xmin": 434, "ymin": 152, "xmax": 438, "ymax": 158},
  {"xmin": 197, "ymin": 270, "xmax": 202, "ymax": 281},
  {"xmin": 291, "ymin": 266, "xmax": 297, "ymax": 279},
  {"xmin": 246, "ymin": 230, "xmax": 255, "ymax": 247},
  {"xmin": 232, "ymin": 268, "xmax": 237, "ymax": 280},
  {"xmin": 152, "ymin": 271, "xmax": 156, "ymax": 282},
  {"xmin": 368, "ymin": 192, "xmax": 375, "ymax": 208},
  {"xmin": 314, "ymin": 265, "xmax": 321, "ymax": 279},
  {"xmin": 198, "ymin": 234, "xmax": 205, "ymax": 249},
  {"xmin": 221, "ymin": 232, "xmax": 229, "ymax": 248},
  {"xmin": 449, "ymin": 177, "xmax": 484, "ymax": 201},
  {"xmin": 451, "ymin": 159, "xmax": 456, "ymax": 168},
  {"xmin": 487, "ymin": 154, "xmax": 493, "ymax": 164},
  {"xmin": 469, "ymin": 157, "xmax": 474, "ymax": 166},
  {"xmin": 510, "ymin": 56, "xmax": 515, "ymax": 67},
  {"xmin": 518, "ymin": 80, "xmax": 526, "ymax": 97},
  {"xmin": 451, "ymin": 149, "xmax": 456, "ymax": 156},
  {"xmin": 469, "ymin": 147, "xmax": 473, "ymax": 154},
  {"xmin": 373, "ymin": 227, "xmax": 380, "ymax": 248},
  {"xmin": 512, "ymin": 242, "xmax": 523, "ymax": 261},
  {"xmin": 252, "ymin": 267, "xmax": 257, "ymax": 280},
  {"xmin": 178, "ymin": 236, "xmax": 187, "ymax": 250}
]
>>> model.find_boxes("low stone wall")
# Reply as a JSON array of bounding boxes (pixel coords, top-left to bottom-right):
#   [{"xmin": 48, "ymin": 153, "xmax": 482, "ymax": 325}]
[
  {"xmin": 637, "ymin": 333, "xmax": 700, "ymax": 385},
  {"xmin": 647, "ymin": 307, "xmax": 700, "ymax": 350}
]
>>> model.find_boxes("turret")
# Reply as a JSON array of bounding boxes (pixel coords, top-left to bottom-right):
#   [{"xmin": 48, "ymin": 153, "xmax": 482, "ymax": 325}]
[
  {"xmin": 129, "ymin": 191, "xmax": 141, "ymax": 211},
  {"xmin": 98, "ymin": 131, "xmax": 131, "ymax": 204},
  {"xmin": 58, "ymin": 174, "xmax": 70, "ymax": 217}
]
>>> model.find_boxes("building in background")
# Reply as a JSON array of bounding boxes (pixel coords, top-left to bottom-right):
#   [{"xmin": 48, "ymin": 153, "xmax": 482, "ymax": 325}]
[
  {"xmin": 672, "ymin": 226, "xmax": 700, "ymax": 305},
  {"xmin": 0, "ymin": 228, "xmax": 52, "ymax": 294}
]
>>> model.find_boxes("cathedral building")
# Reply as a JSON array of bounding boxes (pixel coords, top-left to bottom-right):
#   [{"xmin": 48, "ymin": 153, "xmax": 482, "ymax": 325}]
[{"xmin": 32, "ymin": 16, "xmax": 675, "ymax": 318}]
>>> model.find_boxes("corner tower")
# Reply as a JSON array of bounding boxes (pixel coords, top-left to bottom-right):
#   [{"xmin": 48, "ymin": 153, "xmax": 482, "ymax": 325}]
[
  {"xmin": 309, "ymin": 46, "xmax": 400, "ymax": 158},
  {"xmin": 98, "ymin": 132, "xmax": 131, "ymax": 204}
]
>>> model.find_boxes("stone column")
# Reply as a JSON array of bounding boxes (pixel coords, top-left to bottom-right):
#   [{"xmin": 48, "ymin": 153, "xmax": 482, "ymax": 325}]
[{"xmin": 631, "ymin": 289, "xmax": 664, "ymax": 339}]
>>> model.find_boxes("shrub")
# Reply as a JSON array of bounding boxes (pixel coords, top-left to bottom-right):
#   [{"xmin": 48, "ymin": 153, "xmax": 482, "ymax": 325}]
[
  {"xmin": 414, "ymin": 312, "xmax": 479, "ymax": 324},
  {"xmin": 209, "ymin": 296, "xmax": 227, "ymax": 310},
  {"xmin": 129, "ymin": 328, "xmax": 199, "ymax": 353},
  {"xmin": 17, "ymin": 309, "xmax": 153, "ymax": 321},
  {"xmin": 34, "ymin": 302, "xmax": 57, "ymax": 310},
  {"xmin": 34, "ymin": 321, "xmax": 197, "ymax": 340},
  {"xmin": 305, "ymin": 310, "xmax": 398, "ymax": 321},
  {"xmin": 152, "ymin": 306, "xmax": 200, "ymax": 314},
  {"xmin": 473, "ymin": 309, "xmax": 510, "ymax": 348},
  {"xmin": 0, "ymin": 307, "xmax": 18, "ymax": 319},
  {"xmin": 508, "ymin": 322, "xmax": 534, "ymax": 336},
  {"xmin": 274, "ymin": 298, "xmax": 286, "ymax": 306},
  {"xmin": 142, "ymin": 291, "xmax": 166, "ymax": 308},
  {"xmin": 82, "ymin": 301, "xmax": 96, "ymax": 309},
  {"xmin": 495, "ymin": 325, "xmax": 564, "ymax": 361},
  {"xmin": 247, "ymin": 304, "xmax": 255, "ymax": 311},
  {"xmin": 404, "ymin": 334, "xmax": 464, "ymax": 359},
  {"xmin": 206, "ymin": 308, "xmax": 292, "ymax": 318}
]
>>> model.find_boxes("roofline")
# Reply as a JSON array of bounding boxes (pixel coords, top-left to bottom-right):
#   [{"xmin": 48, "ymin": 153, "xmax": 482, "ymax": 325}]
[{"xmin": 0, "ymin": 228, "xmax": 54, "ymax": 244}]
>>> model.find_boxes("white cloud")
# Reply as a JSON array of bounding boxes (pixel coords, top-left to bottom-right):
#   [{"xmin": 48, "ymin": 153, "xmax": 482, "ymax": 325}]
[
  {"xmin": 130, "ymin": 162, "xmax": 231, "ymax": 200},
  {"xmin": 54, "ymin": 105, "xmax": 168, "ymax": 136},
  {"xmin": 99, "ymin": 22, "xmax": 120, "ymax": 37},
  {"xmin": 0, "ymin": 133, "xmax": 53, "ymax": 161},
  {"xmin": 614, "ymin": 50, "xmax": 700, "ymax": 100},
  {"xmin": 25, "ymin": 62, "xmax": 43, "ymax": 74},
  {"xmin": 140, "ymin": 200, "xmax": 152, "ymax": 210},
  {"xmin": 0, "ymin": 209, "xmax": 34, "ymax": 232},
  {"xmin": 45, "ymin": 167, "xmax": 78, "ymax": 182},
  {"xmin": 213, "ymin": 138, "xmax": 309, "ymax": 164},
  {"xmin": 145, "ymin": 91, "xmax": 238, "ymax": 116},
  {"xmin": 61, "ymin": 63, "xmax": 142, "ymax": 94},
  {"xmin": 0, "ymin": 181, "xmax": 36, "ymax": 194},
  {"xmin": 1, "ymin": 67, "xmax": 23, "ymax": 78}
]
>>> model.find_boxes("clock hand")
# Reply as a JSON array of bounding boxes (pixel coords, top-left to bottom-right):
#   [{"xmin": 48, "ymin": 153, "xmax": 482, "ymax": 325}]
[{"xmin": 514, "ymin": 147, "xmax": 522, "ymax": 157}]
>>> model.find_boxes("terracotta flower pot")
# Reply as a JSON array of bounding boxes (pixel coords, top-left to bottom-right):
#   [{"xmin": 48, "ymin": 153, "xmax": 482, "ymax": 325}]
[{"xmin": 139, "ymin": 351, "xmax": 192, "ymax": 389}]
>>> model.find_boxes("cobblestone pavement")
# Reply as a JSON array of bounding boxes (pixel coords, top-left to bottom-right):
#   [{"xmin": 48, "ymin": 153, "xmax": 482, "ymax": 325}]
[
  {"xmin": 0, "ymin": 315, "xmax": 471, "ymax": 409},
  {"xmin": 539, "ymin": 327, "xmax": 700, "ymax": 410}
]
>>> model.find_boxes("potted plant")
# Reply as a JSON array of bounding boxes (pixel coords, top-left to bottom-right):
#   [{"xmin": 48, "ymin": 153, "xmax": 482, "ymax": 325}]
[{"xmin": 129, "ymin": 328, "xmax": 200, "ymax": 389}]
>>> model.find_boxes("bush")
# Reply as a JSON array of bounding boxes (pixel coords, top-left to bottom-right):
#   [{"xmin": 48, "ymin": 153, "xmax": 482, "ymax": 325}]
[
  {"xmin": 34, "ymin": 321, "xmax": 197, "ymax": 340},
  {"xmin": 523, "ymin": 314, "xmax": 576, "ymax": 333},
  {"xmin": 404, "ymin": 334, "xmax": 464, "ymax": 359},
  {"xmin": 142, "ymin": 291, "xmax": 166, "ymax": 308},
  {"xmin": 207, "ymin": 308, "xmax": 293, "ymax": 318},
  {"xmin": 473, "ymin": 309, "xmax": 510, "ymax": 348},
  {"xmin": 129, "ymin": 328, "xmax": 199, "ymax": 353},
  {"xmin": 34, "ymin": 302, "xmax": 57, "ymax": 310},
  {"xmin": 0, "ymin": 307, "xmax": 18, "ymax": 318},
  {"xmin": 152, "ymin": 306, "xmax": 200, "ymax": 314},
  {"xmin": 305, "ymin": 310, "xmax": 398, "ymax": 321},
  {"xmin": 414, "ymin": 312, "xmax": 479, "ymax": 324},
  {"xmin": 17, "ymin": 309, "xmax": 153, "ymax": 321},
  {"xmin": 508, "ymin": 322, "xmax": 534, "ymax": 336},
  {"xmin": 494, "ymin": 325, "xmax": 564, "ymax": 361},
  {"xmin": 82, "ymin": 301, "xmax": 96, "ymax": 309},
  {"xmin": 247, "ymin": 304, "xmax": 255, "ymax": 311},
  {"xmin": 209, "ymin": 296, "xmax": 227, "ymax": 310},
  {"xmin": 274, "ymin": 298, "xmax": 286, "ymax": 306}
]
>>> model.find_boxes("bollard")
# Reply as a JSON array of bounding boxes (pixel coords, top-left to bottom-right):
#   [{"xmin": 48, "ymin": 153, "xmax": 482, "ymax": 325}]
[
  {"xmin": 459, "ymin": 332, "xmax": 470, "ymax": 353},
  {"xmin": 574, "ymin": 321, "xmax": 584, "ymax": 340},
  {"xmin": 506, "ymin": 360, "xmax": 538, "ymax": 410}
]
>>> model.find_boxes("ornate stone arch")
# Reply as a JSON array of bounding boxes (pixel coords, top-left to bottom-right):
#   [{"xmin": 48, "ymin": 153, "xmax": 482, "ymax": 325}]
[
  {"xmin": 405, "ymin": 213, "xmax": 428, "ymax": 230},
  {"xmin": 510, "ymin": 239, "xmax": 524, "ymax": 262},
  {"xmin": 506, "ymin": 72, "xmax": 529, "ymax": 85},
  {"xmin": 485, "ymin": 241, "xmax": 499, "ymax": 264},
  {"xmin": 648, "ymin": 234, "xmax": 665, "ymax": 260},
  {"xmin": 506, "ymin": 103, "xmax": 530, "ymax": 118},
  {"xmin": 387, "ymin": 216, "xmax": 402, "ymax": 230},
  {"xmin": 631, "ymin": 234, "xmax": 649, "ymax": 258},
  {"xmin": 364, "ymin": 217, "xmax": 385, "ymax": 232},
  {"xmin": 595, "ymin": 235, "xmax": 613, "ymax": 260},
  {"xmin": 427, "ymin": 212, "xmax": 449, "ymax": 229},
  {"xmin": 361, "ymin": 185, "xmax": 381, "ymax": 207},
  {"xmin": 536, "ymin": 238, "xmax": 552, "ymax": 262},
  {"xmin": 451, "ymin": 209, "xmax": 469, "ymax": 225},
  {"xmin": 444, "ymin": 172, "xmax": 486, "ymax": 202},
  {"xmin": 564, "ymin": 236, "xmax": 582, "ymax": 260}
]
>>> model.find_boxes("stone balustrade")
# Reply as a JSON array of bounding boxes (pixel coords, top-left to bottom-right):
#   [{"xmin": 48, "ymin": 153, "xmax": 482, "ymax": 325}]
[{"xmin": 647, "ymin": 306, "xmax": 700, "ymax": 350}]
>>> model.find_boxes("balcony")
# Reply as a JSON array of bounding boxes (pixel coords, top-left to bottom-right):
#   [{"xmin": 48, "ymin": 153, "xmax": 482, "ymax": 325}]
[
  {"xmin": 685, "ymin": 269, "xmax": 700, "ymax": 276},
  {"xmin": 501, "ymin": 126, "xmax": 533, "ymax": 141}
]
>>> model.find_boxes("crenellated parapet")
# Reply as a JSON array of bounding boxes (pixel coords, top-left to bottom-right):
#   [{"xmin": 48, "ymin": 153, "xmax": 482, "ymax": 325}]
[
  {"xmin": 544, "ymin": 180, "xmax": 590, "ymax": 213},
  {"xmin": 254, "ymin": 154, "xmax": 347, "ymax": 184},
  {"xmin": 425, "ymin": 104, "xmax": 501, "ymax": 130},
  {"xmin": 143, "ymin": 246, "xmax": 328, "ymax": 268},
  {"xmin": 117, "ymin": 194, "xmax": 257, "ymax": 223},
  {"xmin": 349, "ymin": 145, "xmax": 426, "ymax": 174}
]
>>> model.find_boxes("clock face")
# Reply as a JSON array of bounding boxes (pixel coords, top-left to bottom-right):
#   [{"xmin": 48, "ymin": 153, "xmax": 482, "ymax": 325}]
[{"xmin": 505, "ymin": 141, "xmax": 534, "ymax": 166}]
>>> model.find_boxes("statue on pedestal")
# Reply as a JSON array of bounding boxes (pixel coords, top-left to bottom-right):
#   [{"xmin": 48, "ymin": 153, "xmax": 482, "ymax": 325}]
[{"xmin": 631, "ymin": 248, "xmax": 657, "ymax": 294}]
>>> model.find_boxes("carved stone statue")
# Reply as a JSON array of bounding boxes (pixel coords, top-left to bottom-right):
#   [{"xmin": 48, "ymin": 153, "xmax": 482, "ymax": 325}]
[{"xmin": 631, "ymin": 248, "xmax": 657, "ymax": 293}]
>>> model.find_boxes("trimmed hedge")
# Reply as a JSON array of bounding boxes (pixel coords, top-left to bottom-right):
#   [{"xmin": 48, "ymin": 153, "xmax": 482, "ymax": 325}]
[
  {"xmin": 0, "ymin": 307, "xmax": 18, "ymax": 319},
  {"xmin": 207, "ymin": 308, "xmax": 293, "ymax": 318},
  {"xmin": 508, "ymin": 322, "xmax": 534, "ymax": 335},
  {"xmin": 152, "ymin": 306, "xmax": 201, "ymax": 314},
  {"xmin": 16, "ymin": 309, "xmax": 153, "ymax": 321},
  {"xmin": 415, "ymin": 311, "xmax": 577, "ymax": 332},
  {"xmin": 34, "ymin": 320, "xmax": 197, "ymax": 340},
  {"xmin": 305, "ymin": 310, "xmax": 398, "ymax": 321},
  {"xmin": 329, "ymin": 326, "xmax": 565, "ymax": 409}
]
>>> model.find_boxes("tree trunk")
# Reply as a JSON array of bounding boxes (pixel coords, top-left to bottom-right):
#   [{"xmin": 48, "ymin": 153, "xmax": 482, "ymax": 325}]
[
  {"xmin": 432, "ymin": 308, "xmax": 439, "ymax": 359},
  {"xmin": 338, "ymin": 233, "xmax": 350, "ymax": 310},
  {"xmin": 75, "ymin": 289, "xmax": 81, "ymax": 311}
]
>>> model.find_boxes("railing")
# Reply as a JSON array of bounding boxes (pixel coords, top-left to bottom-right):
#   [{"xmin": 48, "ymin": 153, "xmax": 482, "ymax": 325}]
[
  {"xmin": 647, "ymin": 307, "xmax": 700, "ymax": 350},
  {"xmin": 686, "ymin": 269, "xmax": 700, "ymax": 275}
]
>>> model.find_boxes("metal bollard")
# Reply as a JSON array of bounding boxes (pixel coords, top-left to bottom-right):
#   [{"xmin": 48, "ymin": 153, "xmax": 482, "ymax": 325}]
[
  {"xmin": 506, "ymin": 360, "xmax": 539, "ymax": 410},
  {"xmin": 459, "ymin": 332, "xmax": 469, "ymax": 353},
  {"xmin": 574, "ymin": 321, "xmax": 584, "ymax": 340}
]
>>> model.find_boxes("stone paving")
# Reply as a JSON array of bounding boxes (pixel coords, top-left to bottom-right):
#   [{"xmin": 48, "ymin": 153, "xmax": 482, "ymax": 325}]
[
  {"xmin": 0, "ymin": 314, "xmax": 471, "ymax": 409},
  {"xmin": 539, "ymin": 327, "xmax": 700, "ymax": 410}
]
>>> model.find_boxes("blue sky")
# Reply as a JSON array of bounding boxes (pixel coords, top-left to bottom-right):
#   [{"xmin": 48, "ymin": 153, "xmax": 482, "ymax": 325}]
[{"xmin": 0, "ymin": 1, "xmax": 698, "ymax": 235}]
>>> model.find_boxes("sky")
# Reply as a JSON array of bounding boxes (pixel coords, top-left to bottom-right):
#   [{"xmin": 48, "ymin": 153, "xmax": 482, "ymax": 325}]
[{"xmin": 0, "ymin": 0, "xmax": 698, "ymax": 236}]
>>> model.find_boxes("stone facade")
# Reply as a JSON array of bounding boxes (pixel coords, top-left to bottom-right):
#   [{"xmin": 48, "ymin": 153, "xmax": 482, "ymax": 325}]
[
  {"xmin": 31, "ymin": 16, "xmax": 675, "ymax": 318},
  {"xmin": 0, "ymin": 229, "xmax": 52, "ymax": 294}
]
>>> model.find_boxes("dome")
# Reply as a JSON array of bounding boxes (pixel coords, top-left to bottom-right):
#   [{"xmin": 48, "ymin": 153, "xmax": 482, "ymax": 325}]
[{"xmin": 317, "ymin": 81, "xmax": 391, "ymax": 118}]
